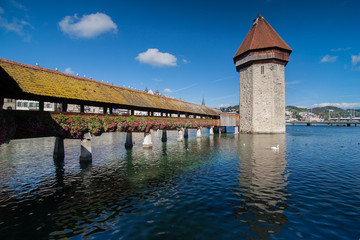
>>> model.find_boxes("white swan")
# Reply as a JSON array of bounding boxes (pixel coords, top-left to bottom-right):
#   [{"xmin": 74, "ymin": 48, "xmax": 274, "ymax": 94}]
[{"xmin": 271, "ymin": 144, "xmax": 279, "ymax": 151}]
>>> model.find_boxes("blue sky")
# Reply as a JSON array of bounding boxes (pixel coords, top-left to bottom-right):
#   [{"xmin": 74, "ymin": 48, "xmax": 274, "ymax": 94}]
[{"xmin": 1, "ymin": 0, "xmax": 359, "ymax": 109}]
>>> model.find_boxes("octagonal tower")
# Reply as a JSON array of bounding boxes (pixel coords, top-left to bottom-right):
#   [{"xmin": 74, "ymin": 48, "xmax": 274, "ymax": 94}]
[{"xmin": 233, "ymin": 14, "xmax": 292, "ymax": 133}]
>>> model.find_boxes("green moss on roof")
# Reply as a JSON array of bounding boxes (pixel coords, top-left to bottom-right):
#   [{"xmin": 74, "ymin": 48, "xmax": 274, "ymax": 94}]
[{"xmin": 0, "ymin": 58, "xmax": 221, "ymax": 116}]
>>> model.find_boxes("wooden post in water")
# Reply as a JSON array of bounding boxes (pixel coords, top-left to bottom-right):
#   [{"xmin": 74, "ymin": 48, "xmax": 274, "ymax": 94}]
[
  {"xmin": 161, "ymin": 130, "xmax": 167, "ymax": 142},
  {"xmin": 177, "ymin": 128, "xmax": 184, "ymax": 142},
  {"xmin": 196, "ymin": 127, "xmax": 202, "ymax": 138},
  {"xmin": 184, "ymin": 128, "xmax": 189, "ymax": 139},
  {"xmin": 53, "ymin": 137, "xmax": 65, "ymax": 161},
  {"xmin": 209, "ymin": 127, "xmax": 214, "ymax": 136},
  {"xmin": 125, "ymin": 132, "xmax": 133, "ymax": 149},
  {"xmin": 143, "ymin": 132, "xmax": 153, "ymax": 148},
  {"xmin": 234, "ymin": 126, "xmax": 239, "ymax": 134},
  {"xmin": 80, "ymin": 133, "xmax": 92, "ymax": 162}
]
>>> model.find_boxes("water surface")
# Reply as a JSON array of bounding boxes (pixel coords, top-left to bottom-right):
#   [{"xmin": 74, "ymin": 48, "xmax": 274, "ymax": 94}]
[{"xmin": 0, "ymin": 126, "xmax": 359, "ymax": 239}]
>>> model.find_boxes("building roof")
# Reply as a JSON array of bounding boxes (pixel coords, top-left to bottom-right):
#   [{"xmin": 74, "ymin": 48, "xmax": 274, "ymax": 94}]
[
  {"xmin": 0, "ymin": 58, "xmax": 221, "ymax": 116},
  {"xmin": 233, "ymin": 14, "xmax": 292, "ymax": 60}
]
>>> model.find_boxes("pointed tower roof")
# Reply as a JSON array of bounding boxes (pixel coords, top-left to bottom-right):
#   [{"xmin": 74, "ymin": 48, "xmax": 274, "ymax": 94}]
[
  {"xmin": 202, "ymin": 96, "xmax": 205, "ymax": 106},
  {"xmin": 233, "ymin": 14, "xmax": 292, "ymax": 60}
]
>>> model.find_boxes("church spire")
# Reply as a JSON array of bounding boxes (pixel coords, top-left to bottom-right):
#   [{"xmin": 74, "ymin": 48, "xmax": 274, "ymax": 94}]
[{"xmin": 201, "ymin": 96, "xmax": 205, "ymax": 106}]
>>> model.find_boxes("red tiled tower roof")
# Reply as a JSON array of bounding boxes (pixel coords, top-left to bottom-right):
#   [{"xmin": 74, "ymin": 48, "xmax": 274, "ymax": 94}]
[{"xmin": 233, "ymin": 14, "xmax": 292, "ymax": 60}]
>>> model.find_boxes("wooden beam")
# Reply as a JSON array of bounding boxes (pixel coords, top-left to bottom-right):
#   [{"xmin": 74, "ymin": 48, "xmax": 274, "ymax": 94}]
[
  {"xmin": 62, "ymin": 103, "xmax": 68, "ymax": 112},
  {"xmin": 39, "ymin": 101, "xmax": 44, "ymax": 112}
]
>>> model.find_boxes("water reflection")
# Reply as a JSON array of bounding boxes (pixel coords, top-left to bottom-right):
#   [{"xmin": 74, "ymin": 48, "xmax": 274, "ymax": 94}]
[{"xmin": 234, "ymin": 133, "xmax": 289, "ymax": 239}]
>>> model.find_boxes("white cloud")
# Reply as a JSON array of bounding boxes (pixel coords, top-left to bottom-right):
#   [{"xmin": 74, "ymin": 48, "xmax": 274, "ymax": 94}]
[
  {"xmin": 285, "ymin": 80, "xmax": 301, "ymax": 86},
  {"xmin": 330, "ymin": 47, "xmax": 350, "ymax": 52},
  {"xmin": 0, "ymin": 16, "xmax": 31, "ymax": 37},
  {"xmin": 309, "ymin": 102, "xmax": 360, "ymax": 109},
  {"xmin": 351, "ymin": 53, "xmax": 360, "ymax": 66},
  {"xmin": 163, "ymin": 88, "xmax": 172, "ymax": 93},
  {"xmin": 135, "ymin": 48, "xmax": 177, "ymax": 67},
  {"xmin": 9, "ymin": 0, "xmax": 26, "ymax": 10},
  {"xmin": 320, "ymin": 55, "xmax": 337, "ymax": 63},
  {"xmin": 217, "ymin": 104, "xmax": 230, "ymax": 108},
  {"xmin": 58, "ymin": 13, "xmax": 117, "ymax": 38},
  {"xmin": 64, "ymin": 67, "xmax": 74, "ymax": 75},
  {"xmin": 173, "ymin": 83, "xmax": 197, "ymax": 93}
]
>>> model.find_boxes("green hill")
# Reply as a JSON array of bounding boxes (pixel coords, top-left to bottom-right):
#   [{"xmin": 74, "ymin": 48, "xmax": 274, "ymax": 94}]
[{"xmin": 220, "ymin": 104, "xmax": 359, "ymax": 120}]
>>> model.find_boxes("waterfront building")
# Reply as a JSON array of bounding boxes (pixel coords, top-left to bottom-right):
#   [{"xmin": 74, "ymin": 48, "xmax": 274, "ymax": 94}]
[{"xmin": 233, "ymin": 14, "xmax": 292, "ymax": 133}]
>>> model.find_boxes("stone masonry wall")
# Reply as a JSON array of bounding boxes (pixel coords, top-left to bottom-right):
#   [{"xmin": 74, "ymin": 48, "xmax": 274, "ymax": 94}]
[
  {"xmin": 239, "ymin": 65, "xmax": 253, "ymax": 133},
  {"xmin": 239, "ymin": 63, "xmax": 285, "ymax": 133}
]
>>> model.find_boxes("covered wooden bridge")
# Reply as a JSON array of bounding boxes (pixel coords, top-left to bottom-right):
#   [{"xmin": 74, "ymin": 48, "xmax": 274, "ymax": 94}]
[
  {"xmin": 0, "ymin": 58, "xmax": 220, "ymax": 118},
  {"xmin": 0, "ymin": 58, "xmax": 221, "ymax": 162}
]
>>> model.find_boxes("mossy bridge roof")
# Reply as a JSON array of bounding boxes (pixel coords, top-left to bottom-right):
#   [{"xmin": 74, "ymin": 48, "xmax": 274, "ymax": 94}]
[{"xmin": 0, "ymin": 58, "xmax": 221, "ymax": 116}]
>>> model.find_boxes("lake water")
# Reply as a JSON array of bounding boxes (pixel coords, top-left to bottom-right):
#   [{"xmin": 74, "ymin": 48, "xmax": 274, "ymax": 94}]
[{"xmin": 0, "ymin": 126, "xmax": 359, "ymax": 239}]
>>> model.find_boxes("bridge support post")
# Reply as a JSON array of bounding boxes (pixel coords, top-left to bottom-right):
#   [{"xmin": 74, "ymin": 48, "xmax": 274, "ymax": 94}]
[
  {"xmin": 209, "ymin": 127, "xmax": 214, "ymax": 136},
  {"xmin": 80, "ymin": 133, "xmax": 92, "ymax": 162},
  {"xmin": 53, "ymin": 137, "xmax": 65, "ymax": 161},
  {"xmin": 125, "ymin": 132, "xmax": 133, "ymax": 149},
  {"xmin": 177, "ymin": 128, "xmax": 184, "ymax": 142},
  {"xmin": 161, "ymin": 130, "xmax": 167, "ymax": 142},
  {"xmin": 307, "ymin": 123, "xmax": 311, "ymax": 126},
  {"xmin": 347, "ymin": 123, "xmax": 351, "ymax": 127},
  {"xmin": 143, "ymin": 132, "xmax": 152, "ymax": 148},
  {"xmin": 196, "ymin": 127, "xmax": 202, "ymax": 138},
  {"xmin": 234, "ymin": 126, "xmax": 239, "ymax": 134},
  {"xmin": 184, "ymin": 128, "xmax": 189, "ymax": 139}
]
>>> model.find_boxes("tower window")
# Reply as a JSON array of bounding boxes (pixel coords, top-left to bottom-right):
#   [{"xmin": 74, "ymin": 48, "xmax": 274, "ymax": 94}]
[{"xmin": 261, "ymin": 66, "xmax": 264, "ymax": 74}]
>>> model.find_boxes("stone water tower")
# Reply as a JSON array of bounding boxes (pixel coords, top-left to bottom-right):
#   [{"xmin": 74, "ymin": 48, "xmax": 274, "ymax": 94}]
[{"xmin": 233, "ymin": 14, "xmax": 292, "ymax": 133}]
